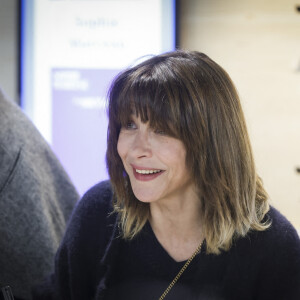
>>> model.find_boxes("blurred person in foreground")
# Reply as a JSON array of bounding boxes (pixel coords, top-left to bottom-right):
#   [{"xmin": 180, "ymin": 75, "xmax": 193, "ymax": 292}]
[
  {"xmin": 33, "ymin": 50, "xmax": 300, "ymax": 300},
  {"xmin": 0, "ymin": 89, "xmax": 79, "ymax": 299}
]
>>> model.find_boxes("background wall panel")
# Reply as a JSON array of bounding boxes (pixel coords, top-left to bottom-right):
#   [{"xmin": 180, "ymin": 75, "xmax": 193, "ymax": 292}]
[
  {"xmin": 0, "ymin": 0, "xmax": 18, "ymax": 102},
  {"xmin": 179, "ymin": 0, "xmax": 300, "ymax": 231}
]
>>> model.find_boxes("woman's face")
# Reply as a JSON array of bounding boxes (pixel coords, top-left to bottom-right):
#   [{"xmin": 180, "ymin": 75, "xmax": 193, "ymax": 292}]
[{"xmin": 117, "ymin": 114, "xmax": 195, "ymax": 205}]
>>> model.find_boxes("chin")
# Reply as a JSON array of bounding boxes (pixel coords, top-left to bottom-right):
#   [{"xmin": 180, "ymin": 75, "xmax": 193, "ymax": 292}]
[
  {"xmin": 134, "ymin": 195, "xmax": 158, "ymax": 204},
  {"xmin": 132, "ymin": 189, "xmax": 159, "ymax": 204}
]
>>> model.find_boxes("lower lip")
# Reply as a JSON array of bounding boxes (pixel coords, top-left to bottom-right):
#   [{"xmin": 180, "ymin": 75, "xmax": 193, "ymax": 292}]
[{"xmin": 133, "ymin": 169, "xmax": 164, "ymax": 181}]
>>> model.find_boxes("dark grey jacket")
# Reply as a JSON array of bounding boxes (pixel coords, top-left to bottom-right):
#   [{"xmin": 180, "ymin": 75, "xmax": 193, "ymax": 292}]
[{"xmin": 0, "ymin": 89, "xmax": 79, "ymax": 299}]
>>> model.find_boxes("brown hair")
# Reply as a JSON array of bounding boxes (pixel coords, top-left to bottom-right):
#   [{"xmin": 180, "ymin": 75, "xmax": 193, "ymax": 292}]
[{"xmin": 106, "ymin": 50, "xmax": 270, "ymax": 254}]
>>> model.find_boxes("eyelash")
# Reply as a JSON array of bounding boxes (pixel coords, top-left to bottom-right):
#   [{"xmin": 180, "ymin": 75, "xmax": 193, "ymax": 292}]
[
  {"xmin": 122, "ymin": 121, "xmax": 167, "ymax": 136},
  {"xmin": 154, "ymin": 129, "xmax": 166, "ymax": 135},
  {"xmin": 124, "ymin": 121, "xmax": 136, "ymax": 129}
]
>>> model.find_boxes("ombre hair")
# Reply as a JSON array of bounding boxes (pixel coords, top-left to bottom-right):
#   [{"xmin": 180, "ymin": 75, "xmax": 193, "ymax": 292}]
[{"xmin": 106, "ymin": 50, "xmax": 270, "ymax": 254}]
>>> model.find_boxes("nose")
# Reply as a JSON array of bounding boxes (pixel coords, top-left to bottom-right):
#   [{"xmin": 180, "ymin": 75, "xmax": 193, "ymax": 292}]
[{"xmin": 131, "ymin": 130, "xmax": 152, "ymax": 158}]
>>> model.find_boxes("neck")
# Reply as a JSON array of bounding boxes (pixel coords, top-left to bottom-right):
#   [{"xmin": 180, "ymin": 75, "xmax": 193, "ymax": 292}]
[
  {"xmin": 149, "ymin": 194, "xmax": 203, "ymax": 261},
  {"xmin": 150, "ymin": 198, "xmax": 202, "ymax": 234}
]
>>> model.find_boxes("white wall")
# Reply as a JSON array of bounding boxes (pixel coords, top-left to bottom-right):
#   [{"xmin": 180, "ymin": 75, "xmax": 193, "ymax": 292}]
[{"xmin": 0, "ymin": 0, "xmax": 18, "ymax": 102}]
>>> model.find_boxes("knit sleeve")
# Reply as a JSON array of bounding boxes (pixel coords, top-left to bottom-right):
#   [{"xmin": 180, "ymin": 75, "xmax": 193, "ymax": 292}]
[
  {"xmin": 254, "ymin": 207, "xmax": 300, "ymax": 299},
  {"xmin": 32, "ymin": 180, "xmax": 117, "ymax": 300}
]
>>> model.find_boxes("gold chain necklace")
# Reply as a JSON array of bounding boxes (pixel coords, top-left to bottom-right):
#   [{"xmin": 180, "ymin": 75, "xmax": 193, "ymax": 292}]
[{"xmin": 158, "ymin": 241, "xmax": 203, "ymax": 300}]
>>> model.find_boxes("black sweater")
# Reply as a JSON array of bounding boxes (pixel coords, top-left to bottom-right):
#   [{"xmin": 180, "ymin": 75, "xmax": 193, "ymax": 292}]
[{"xmin": 33, "ymin": 181, "xmax": 300, "ymax": 300}]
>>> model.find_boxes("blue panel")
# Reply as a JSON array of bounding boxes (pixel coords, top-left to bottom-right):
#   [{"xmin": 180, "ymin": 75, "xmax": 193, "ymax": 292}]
[
  {"xmin": 19, "ymin": 0, "xmax": 177, "ymax": 195},
  {"xmin": 20, "ymin": 0, "xmax": 34, "ymax": 118}
]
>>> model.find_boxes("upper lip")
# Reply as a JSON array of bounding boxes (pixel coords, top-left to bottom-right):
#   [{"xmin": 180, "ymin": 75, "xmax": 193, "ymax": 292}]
[{"xmin": 131, "ymin": 164, "xmax": 164, "ymax": 171}]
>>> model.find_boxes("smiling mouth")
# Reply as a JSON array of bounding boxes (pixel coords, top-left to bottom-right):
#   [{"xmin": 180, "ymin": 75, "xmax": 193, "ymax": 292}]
[
  {"xmin": 132, "ymin": 167, "xmax": 165, "ymax": 181},
  {"xmin": 135, "ymin": 169, "xmax": 162, "ymax": 174}
]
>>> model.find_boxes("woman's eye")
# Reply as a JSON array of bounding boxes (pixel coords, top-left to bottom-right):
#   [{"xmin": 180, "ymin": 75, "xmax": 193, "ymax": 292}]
[
  {"xmin": 125, "ymin": 121, "xmax": 136, "ymax": 130},
  {"xmin": 154, "ymin": 129, "xmax": 167, "ymax": 135}
]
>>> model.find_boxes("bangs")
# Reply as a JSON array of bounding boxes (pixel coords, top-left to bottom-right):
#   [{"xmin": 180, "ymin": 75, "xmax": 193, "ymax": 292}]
[{"xmin": 114, "ymin": 71, "xmax": 181, "ymax": 138}]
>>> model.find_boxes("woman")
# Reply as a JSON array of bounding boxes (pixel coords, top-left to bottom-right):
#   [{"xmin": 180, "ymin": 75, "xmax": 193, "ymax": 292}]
[{"xmin": 34, "ymin": 50, "xmax": 300, "ymax": 300}]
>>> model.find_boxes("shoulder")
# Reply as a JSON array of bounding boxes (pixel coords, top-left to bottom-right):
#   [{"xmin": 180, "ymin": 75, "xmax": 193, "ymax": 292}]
[
  {"xmin": 83, "ymin": 180, "xmax": 114, "ymax": 201},
  {"xmin": 63, "ymin": 180, "xmax": 116, "ymax": 244},
  {"xmin": 250, "ymin": 206, "xmax": 300, "ymax": 298},
  {"xmin": 259, "ymin": 206, "xmax": 300, "ymax": 251},
  {"xmin": 244, "ymin": 206, "xmax": 300, "ymax": 264},
  {"xmin": 56, "ymin": 180, "xmax": 117, "ymax": 278},
  {"xmin": 232, "ymin": 206, "xmax": 300, "ymax": 275},
  {"xmin": 261, "ymin": 206, "xmax": 300, "ymax": 274},
  {"xmin": 75, "ymin": 180, "xmax": 114, "ymax": 216}
]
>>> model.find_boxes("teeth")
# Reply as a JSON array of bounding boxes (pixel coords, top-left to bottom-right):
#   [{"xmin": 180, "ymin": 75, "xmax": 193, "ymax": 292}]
[{"xmin": 136, "ymin": 169, "xmax": 162, "ymax": 174}]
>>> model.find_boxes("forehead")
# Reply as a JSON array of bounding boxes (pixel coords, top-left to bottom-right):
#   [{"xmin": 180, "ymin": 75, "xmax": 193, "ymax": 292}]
[
  {"xmin": 110, "ymin": 59, "xmax": 190, "ymax": 138},
  {"xmin": 117, "ymin": 88, "xmax": 168, "ymax": 123},
  {"xmin": 117, "ymin": 99, "xmax": 179, "ymax": 139}
]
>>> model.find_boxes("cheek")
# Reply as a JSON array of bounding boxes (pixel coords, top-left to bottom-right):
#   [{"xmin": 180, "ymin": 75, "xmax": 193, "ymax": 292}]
[
  {"xmin": 159, "ymin": 143, "xmax": 186, "ymax": 163},
  {"xmin": 159, "ymin": 143, "xmax": 188, "ymax": 174}
]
